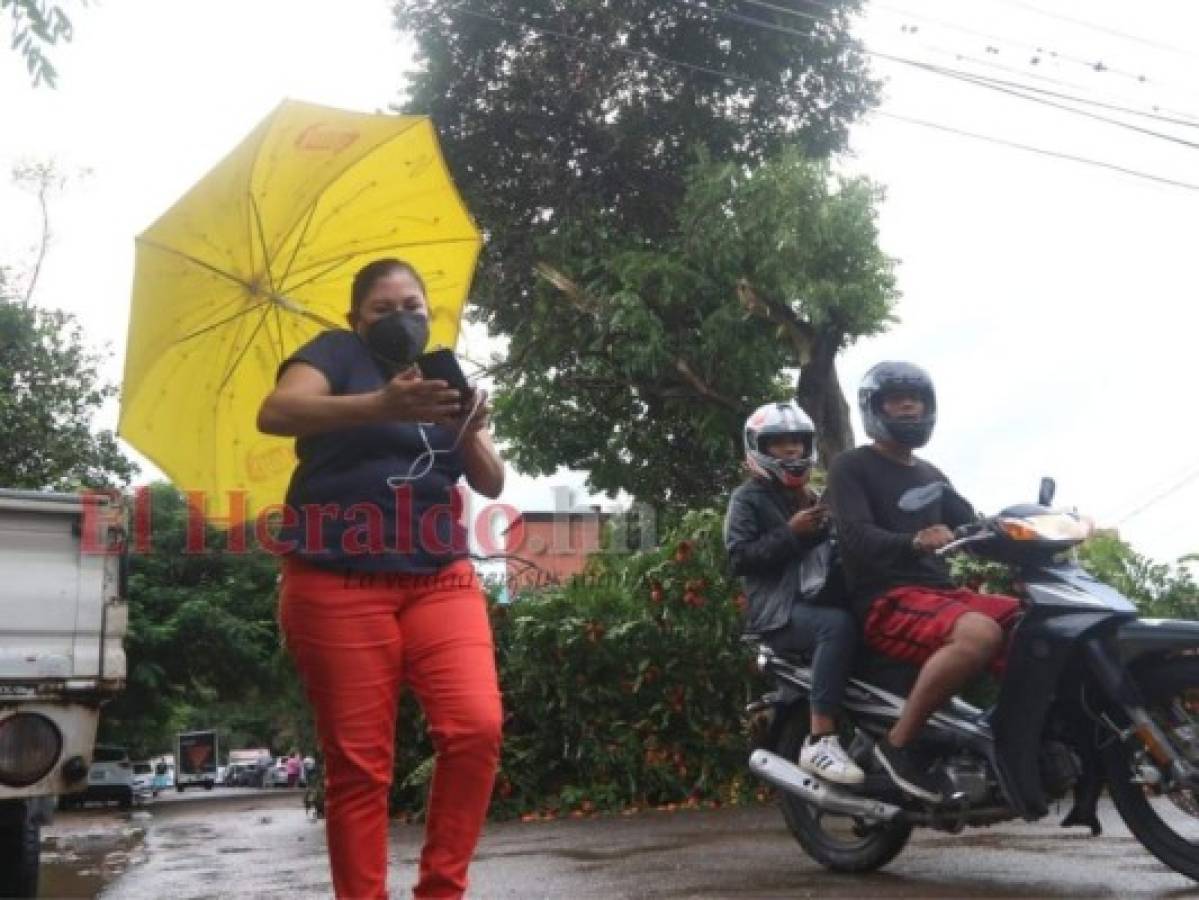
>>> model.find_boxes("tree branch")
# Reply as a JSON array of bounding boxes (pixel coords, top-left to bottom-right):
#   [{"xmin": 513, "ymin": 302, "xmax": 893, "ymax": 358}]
[
  {"xmin": 537, "ymin": 261, "xmax": 740, "ymax": 411},
  {"xmin": 735, "ymin": 277, "xmax": 815, "ymax": 365},
  {"xmin": 673, "ymin": 358, "xmax": 741, "ymax": 413}
]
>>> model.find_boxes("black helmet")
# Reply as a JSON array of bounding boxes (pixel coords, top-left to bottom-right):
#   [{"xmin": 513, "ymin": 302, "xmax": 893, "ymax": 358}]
[{"xmin": 859, "ymin": 361, "xmax": 937, "ymax": 448}]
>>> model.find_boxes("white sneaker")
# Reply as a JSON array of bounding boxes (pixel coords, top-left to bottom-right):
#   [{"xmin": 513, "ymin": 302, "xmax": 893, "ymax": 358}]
[{"xmin": 799, "ymin": 734, "xmax": 865, "ymax": 786}]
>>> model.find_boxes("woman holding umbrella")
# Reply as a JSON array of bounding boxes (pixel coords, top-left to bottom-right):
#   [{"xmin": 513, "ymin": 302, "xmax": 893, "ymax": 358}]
[{"xmin": 258, "ymin": 257, "xmax": 504, "ymax": 900}]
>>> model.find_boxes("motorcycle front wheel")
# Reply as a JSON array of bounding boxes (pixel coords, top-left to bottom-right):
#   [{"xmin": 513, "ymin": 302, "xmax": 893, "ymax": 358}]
[
  {"xmin": 774, "ymin": 705, "xmax": 912, "ymax": 873},
  {"xmin": 1102, "ymin": 656, "xmax": 1199, "ymax": 881}
]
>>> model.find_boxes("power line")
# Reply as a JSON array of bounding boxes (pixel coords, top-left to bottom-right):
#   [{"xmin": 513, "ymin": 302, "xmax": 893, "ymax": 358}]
[
  {"xmin": 448, "ymin": 3, "xmax": 1199, "ymax": 192},
  {"xmin": 983, "ymin": 0, "xmax": 1199, "ymax": 61},
  {"xmin": 742, "ymin": 0, "xmax": 1197, "ymax": 96},
  {"xmin": 1116, "ymin": 462, "xmax": 1199, "ymax": 525},
  {"xmin": 897, "ymin": 35, "xmax": 1199, "ymax": 127},
  {"xmin": 875, "ymin": 111, "xmax": 1199, "ymax": 192},
  {"xmin": 695, "ymin": 2, "xmax": 1199, "ymax": 151}
]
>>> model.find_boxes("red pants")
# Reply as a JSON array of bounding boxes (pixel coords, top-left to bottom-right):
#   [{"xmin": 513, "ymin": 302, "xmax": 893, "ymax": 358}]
[
  {"xmin": 280, "ymin": 557, "xmax": 502, "ymax": 900},
  {"xmin": 864, "ymin": 585, "xmax": 1021, "ymax": 671}
]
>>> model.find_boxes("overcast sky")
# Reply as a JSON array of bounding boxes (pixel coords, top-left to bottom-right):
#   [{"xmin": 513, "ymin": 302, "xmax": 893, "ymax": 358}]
[{"xmin": 0, "ymin": 0, "xmax": 1195, "ymax": 564}]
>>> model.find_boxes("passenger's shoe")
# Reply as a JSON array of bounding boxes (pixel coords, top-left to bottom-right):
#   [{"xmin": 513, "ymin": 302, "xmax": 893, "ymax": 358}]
[
  {"xmin": 799, "ymin": 734, "xmax": 865, "ymax": 786},
  {"xmin": 872, "ymin": 737, "xmax": 943, "ymax": 802}
]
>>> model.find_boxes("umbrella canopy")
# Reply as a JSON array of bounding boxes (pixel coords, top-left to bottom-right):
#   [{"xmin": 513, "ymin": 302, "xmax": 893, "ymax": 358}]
[{"xmin": 119, "ymin": 100, "xmax": 481, "ymax": 521}]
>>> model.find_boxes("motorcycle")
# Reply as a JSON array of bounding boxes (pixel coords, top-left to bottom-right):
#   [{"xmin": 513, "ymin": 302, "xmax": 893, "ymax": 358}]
[{"xmin": 746, "ymin": 477, "xmax": 1199, "ymax": 879}]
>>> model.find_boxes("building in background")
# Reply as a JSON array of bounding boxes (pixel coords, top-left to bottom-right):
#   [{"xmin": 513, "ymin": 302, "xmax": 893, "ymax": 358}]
[{"xmin": 503, "ymin": 507, "xmax": 609, "ymax": 597}]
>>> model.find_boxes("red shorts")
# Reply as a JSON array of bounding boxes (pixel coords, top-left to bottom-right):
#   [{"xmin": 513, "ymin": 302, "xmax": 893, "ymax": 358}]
[{"xmin": 863, "ymin": 586, "xmax": 1021, "ymax": 669}]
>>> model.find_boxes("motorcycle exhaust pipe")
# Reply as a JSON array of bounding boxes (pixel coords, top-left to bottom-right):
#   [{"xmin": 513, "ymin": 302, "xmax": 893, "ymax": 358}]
[{"xmin": 749, "ymin": 750, "xmax": 904, "ymax": 822}]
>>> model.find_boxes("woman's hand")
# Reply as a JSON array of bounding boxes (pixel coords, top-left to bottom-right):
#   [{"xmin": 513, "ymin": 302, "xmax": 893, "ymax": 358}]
[
  {"xmin": 376, "ymin": 368, "xmax": 462, "ymax": 424},
  {"xmin": 455, "ymin": 387, "xmax": 491, "ymax": 437},
  {"xmin": 788, "ymin": 504, "xmax": 829, "ymax": 537}
]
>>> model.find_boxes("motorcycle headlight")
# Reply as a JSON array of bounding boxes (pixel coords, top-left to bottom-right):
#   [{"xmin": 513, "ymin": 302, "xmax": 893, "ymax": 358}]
[
  {"xmin": 998, "ymin": 513, "xmax": 1094, "ymax": 543},
  {"xmin": 0, "ymin": 713, "xmax": 63, "ymax": 787}
]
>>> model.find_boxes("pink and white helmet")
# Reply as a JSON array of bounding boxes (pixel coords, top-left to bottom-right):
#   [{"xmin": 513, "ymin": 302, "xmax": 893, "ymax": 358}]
[{"xmin": 744, "ymin": 400, "xmax": 817, "ymax": 487}]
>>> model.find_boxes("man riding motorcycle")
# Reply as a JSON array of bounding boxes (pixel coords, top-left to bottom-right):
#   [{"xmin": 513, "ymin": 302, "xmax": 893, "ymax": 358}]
[
  {"xmin": 745, "ymin": 362, "xmax": 1199, "ymax": 883},
  {"xmin": 826, "ymin": 361, "xmax": 1021, "ymax": 801}
]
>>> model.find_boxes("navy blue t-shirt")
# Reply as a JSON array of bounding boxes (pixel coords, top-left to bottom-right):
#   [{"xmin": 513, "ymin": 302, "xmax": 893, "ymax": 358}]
[{"xmin": 277, "ymin": 329, "xmax": 468, "ymax": 573}]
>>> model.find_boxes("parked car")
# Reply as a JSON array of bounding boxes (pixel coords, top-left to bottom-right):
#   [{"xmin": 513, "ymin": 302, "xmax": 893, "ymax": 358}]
[
  {"xmin": 61, "ymin": 745, "xmax": 135, "ymax": 810},
  {"xmin": 222, "ymin": 762, "xmax": 259, "ymax": 788},
  {"xmin": 131, "ymin": 762, "xmax": 154, "ymax": 800}
]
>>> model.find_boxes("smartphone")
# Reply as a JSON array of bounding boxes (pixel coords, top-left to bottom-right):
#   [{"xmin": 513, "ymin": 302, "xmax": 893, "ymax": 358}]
[{"xmin": 416, "ymin": 348, "xmax": 471, "ymax": 395}]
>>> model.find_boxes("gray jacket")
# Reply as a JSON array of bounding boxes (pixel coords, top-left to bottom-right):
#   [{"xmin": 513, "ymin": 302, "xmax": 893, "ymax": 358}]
[{"xmin": 723, "ymin": 478, "xmax": 830, "ymax": 635}]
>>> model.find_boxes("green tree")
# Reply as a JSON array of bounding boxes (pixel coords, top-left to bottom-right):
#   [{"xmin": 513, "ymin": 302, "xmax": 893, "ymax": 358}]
[
  {"xmin": 493, "ymin": 149, "xmax": 897, "ymax": 510},
  {"xmin": 1078, "ymin": 531, "xmax": 1198, "ymax": 620},
  {"xmin": 394, "ymin": 0, "xmax": 882, "ymax": 503},
  {"xmin": 3, "ymin": 0, "xmax": 75, "ymax": 87},
  {"xmin": 1, "ymin": 161, "xmax": 133, "ymax": 490},
  {"xmin": 98, "ymin": 484, "xmax": 310, "ymax": 758},
  {"xmin": 0, "ymin": 288, "xmax": 135, "ymax": 490}
]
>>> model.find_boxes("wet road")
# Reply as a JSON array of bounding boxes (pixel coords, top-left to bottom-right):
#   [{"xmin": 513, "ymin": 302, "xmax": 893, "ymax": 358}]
[{"xmin": 41, "ymin": 793, "xmax": 1199, "ymax": 898}]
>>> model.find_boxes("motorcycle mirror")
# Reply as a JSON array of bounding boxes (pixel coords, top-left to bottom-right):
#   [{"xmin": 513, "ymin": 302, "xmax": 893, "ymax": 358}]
[
  {"xmin": 1038, "ymin": 477, "xmax": 1056, "ymax": 507},
  {"xmin": 898, "ymin": 481, "xmax": 948, "ymax": 513}
]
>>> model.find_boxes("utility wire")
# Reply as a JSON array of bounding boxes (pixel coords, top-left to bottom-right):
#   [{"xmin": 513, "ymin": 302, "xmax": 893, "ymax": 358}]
[
  {"xmin": 1116, "ymin": 463, "xmax": 1199, "ymax": 525},
  {"xmin": 899, "ymin": 35, "xmax": 1199, "ymax": 127},
  {"xmin": 741, "ymin": 0, "xmax": 1195, "ymax": 96},
  {"xmin": 875, "ymin": 111, "xmax": 1199, "ymax": 192},
  {"xmin": 696, "ymin": 2, "xmax": 1199, "ymax": 151},
  {"xmin": 983, "ymin": 0, "xmax": 1199, "ymax": 61},
  {"xmin": 449, "ymin": 3, "xmax": 1199, "ymax": 192},
  {"xmin": 733, "ymin": 0, "xmax": 1199, "ymax": 124}
]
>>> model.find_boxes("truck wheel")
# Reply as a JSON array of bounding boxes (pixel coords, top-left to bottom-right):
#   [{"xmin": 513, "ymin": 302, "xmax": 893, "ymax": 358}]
[
  {"xmin": 203, "ymin": 780, "xmax": 213, "ymax": 791},
  {"xmin": 176, "ymin": 784, "xmax": 185, "ymax": 793},
  {"xmin": 118, "ymin": 789, "xmax": 132, "ymax": 810},
  {"xmin": 0, "ymin": 799, "xmax": 40, "ymax": 898}
]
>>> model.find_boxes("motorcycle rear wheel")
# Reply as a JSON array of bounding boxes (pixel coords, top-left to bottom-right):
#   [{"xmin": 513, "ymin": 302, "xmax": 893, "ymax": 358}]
[
  {"xmin": 775, "ymin": 706, "xmax": 912, "ymax": 873},
  {"xmin": 1102, "ymin": 656, "xmax": 1199, "ymax": 881}
]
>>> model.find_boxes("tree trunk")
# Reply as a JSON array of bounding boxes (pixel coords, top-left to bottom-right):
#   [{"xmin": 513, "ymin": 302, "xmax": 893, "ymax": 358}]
[{"xmin": 795, "ymin": 333, "xmax": 854, "ymax": 468}]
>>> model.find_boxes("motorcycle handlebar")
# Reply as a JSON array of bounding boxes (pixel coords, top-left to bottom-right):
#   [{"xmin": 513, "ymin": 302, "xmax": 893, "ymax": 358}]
[{"xmin": 935, "ymin": 520, "xmax": 991, "ymax": 557}]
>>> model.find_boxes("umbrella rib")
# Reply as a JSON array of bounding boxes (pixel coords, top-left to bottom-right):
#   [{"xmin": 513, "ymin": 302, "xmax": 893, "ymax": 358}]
[
  {"xmin": 217, "ymin": 302, "xmax": 274, "ymax": 396},
  {"xmin": 138, "ymin": 238, "xmax": 255, "ymax": 291},
  {"xmin": 173, "ymin": 301, "xmax": 270, "ymax": 347},
  {"xmin": 251, "ymin": 194, "xmax": 279, "ymax": 295},
  {"xmin": 270, "ymin": 117, "xmax": 425, "ymax": 289},
  {"xmin": 277, "ymin": 201, "xmax": 320, "ymax": 292},
  {"xmin": 270, "ymin": 305, "xmax": 284, "ymax": 365},
  {"xmin": 276, "ymin": 254, "xmax": 359, "ymax": 296},
  {"xmin": 281, "ymin": 236, "xmax": 481, "ymax": 294}
]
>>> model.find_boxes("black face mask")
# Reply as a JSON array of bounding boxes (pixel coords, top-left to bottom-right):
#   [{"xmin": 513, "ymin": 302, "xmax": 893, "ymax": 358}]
[{"xmin": 364, "ymin": 309, "xmax": 430, "ymax": 378}]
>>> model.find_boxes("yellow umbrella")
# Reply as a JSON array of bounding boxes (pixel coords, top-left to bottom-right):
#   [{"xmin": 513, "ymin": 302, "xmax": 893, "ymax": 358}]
[{"xmin": 119, "ymin": 99, "xmax": 481, "ymax": 522}]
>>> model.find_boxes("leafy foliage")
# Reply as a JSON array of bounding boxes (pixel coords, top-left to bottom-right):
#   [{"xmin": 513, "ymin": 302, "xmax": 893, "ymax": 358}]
[
  {"xmin": 492, "ymin": 150, "xmax": 897, "ymax": 510},
  {"xmin": 396, "ymin": 0, "xmax": 878, "ymax": 329},
  {"xmin": 395, "ymin": 0, "xmax": 886, "ymax": 503},
  {"xmin": 99, "ymin": 484, "xmax": 313, "ymax": 759},
  {"xmin": 387, "ymin": 509, "xmax": 765, "ymax": 820},
  {"xmin": 1077, "ymin": 531, "xmax": 1198, "ymax": 620},
  {"xmin": 3, "ymin": 0, "xmax": 74, "ymax": 87},
  {"xmin": 0, "ymin": 288, "xmax": 135, "ymax": 490}
]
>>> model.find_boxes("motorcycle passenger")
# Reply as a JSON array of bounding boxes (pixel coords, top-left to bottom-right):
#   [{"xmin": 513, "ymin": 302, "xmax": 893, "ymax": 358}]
[
  {"xmin": 826, "ymin": 361, "xmax": 1020, "ymax": 802},
  {"xmin": 725, "ymin": 401, "xmax": 864, "ymax": 786}
]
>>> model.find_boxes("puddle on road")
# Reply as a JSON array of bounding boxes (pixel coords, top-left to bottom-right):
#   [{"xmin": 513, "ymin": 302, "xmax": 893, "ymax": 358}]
[{"xmin": 39, "ymin": 815, "xmax": 148, "ymax": 899}]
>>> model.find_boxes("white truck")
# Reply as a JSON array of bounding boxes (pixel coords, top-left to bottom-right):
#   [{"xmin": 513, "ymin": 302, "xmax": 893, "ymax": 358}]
[
  {"xmin": 0, "ymin": 490, "xmax": 128, "ymax": 897},
  {"xmin": 175, "ymin": 729, "xmax": 218, "ymax": 791}
]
